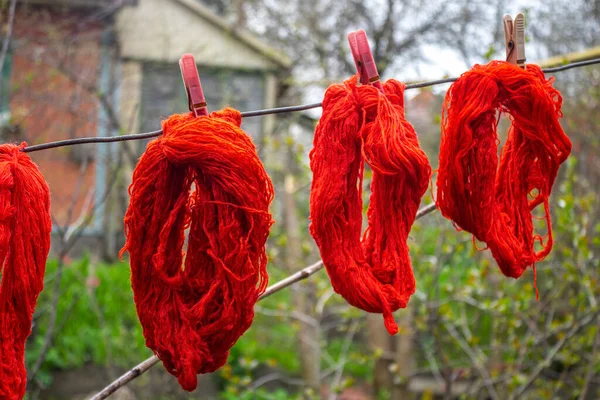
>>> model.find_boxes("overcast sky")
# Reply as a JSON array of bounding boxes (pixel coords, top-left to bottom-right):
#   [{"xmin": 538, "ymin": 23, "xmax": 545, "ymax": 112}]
[{"xmin": 301, "ymin": 0, "xmax": 553, "ymax": 110}]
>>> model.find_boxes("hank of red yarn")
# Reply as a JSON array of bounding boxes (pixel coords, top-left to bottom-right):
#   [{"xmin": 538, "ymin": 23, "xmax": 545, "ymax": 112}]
[
  {"xmin": 0, "ymin": 143, "xmax": 51, "ymax": 400},
  {"xmin": 120, "ymin": 108, "xmax": 274, "ymax": 391},
  {"xmin": 436, "ymin": 61, "xmax": 571, "ymax": 279},
  {"xmin": 309, "ymin": 76, "xmax": 431, "ymax": 335}
]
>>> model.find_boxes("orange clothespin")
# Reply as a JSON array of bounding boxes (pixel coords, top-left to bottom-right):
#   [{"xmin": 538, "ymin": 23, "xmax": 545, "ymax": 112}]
[
  {"xmin": 503, "ymin": 13, "xmax": 526, "ymax": 68},
  {"xmin": 347, "ymin": 29, "xmax": 384, "ymax": 92},
  {"xmin": 179, "ymin": 54, "xmax": 208, "ymax": 117}
]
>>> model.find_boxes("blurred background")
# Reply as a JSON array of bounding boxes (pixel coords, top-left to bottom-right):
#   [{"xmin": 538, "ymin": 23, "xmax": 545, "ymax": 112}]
[{"xmin": 2, "ymin": 0, "xmax": 599, "ymax": 398}]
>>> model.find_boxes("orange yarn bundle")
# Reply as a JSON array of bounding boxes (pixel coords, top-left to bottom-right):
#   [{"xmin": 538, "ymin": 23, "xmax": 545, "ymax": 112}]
[
  {"xmin": 436, "ymin": 61, "xmax": 571, "ymax": 279},
  {"xmin": 0, "ymin": 143, "xmax": 51, "ymax": 400},
  {"xmin": 309, "ymin": 76, "xmax": 431, "ymax": 335},
  {"xmin": 120, "ymin": 109, "xmax": 274, "ymax": 391}
]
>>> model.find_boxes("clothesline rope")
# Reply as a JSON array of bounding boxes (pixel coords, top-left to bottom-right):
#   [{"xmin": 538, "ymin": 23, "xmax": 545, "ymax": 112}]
[{"xmin": 21, "ymin": 57, "xmax": 600, "ymax": 154}]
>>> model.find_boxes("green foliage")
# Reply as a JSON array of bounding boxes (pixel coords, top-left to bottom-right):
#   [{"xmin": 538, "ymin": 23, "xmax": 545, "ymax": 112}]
[
  {"xmin": 227, "ymin": 288, "xmax": 301, "ymax": 374},
  {"xmin": 407, "ymin": 154, "xmax": 600, "ymax": 397},
  {"xmin": 483, "ymin": 44, "xmax": 496, "ymax": 61},
  {"xmin": 27, "ymin": 257, "xmax": 146, "ymax": 381},
  {"xmin": 221, "ymin": 388, "xmax": 299, "ymax": 400},
  {"xmin": 220, "ymin": 275, "xmax": 372, "ymax": 397}
]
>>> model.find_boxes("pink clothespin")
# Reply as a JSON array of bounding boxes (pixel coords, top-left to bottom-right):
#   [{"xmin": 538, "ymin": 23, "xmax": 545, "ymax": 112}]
[
  {"xmin": 347, "ymin": 29, "xmax": 384, "ymax": 92},
  {"xmin": 179, "ymin": 54, "xmax": 208, "ymax": 117}
]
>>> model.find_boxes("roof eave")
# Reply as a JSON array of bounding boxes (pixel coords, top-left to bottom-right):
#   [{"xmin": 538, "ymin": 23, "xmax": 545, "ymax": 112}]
[
  {"xmin": 172, "ymin": 0, "xmax": 291, "ymax": 70},
  {"xmin": 18, "ymin": 0, "xmax": 134, "ymax": 8}
]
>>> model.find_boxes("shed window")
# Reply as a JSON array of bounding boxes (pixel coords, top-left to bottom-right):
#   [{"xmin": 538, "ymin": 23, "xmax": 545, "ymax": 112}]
[{"xmin": 140, "ymin": 63, "xmax": 265, "ymax": 154}]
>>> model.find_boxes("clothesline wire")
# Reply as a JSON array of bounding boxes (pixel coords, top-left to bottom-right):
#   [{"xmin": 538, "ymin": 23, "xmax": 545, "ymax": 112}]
[{"xmin": 21, "ymin": 57, "xmax": 600, "ymax": 154}]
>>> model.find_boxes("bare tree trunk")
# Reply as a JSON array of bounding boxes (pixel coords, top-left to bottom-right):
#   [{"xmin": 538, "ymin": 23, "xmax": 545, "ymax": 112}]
[
  {"xmin": 367, "ymin": 314, "xmax": 394, "ymax": 396},
  {"xmin": 284, "ymin": 174, "xmax": 320, "ymax": 391},
  {"xmin": 232, "ymin": 0, "xmax": 247, "ymax": 28},
  {"xmin": 392, "ymin": 309, "xmax": 415, "ymax": 400}
]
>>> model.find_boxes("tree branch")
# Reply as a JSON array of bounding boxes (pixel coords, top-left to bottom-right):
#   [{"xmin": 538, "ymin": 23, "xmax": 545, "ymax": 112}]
[
  {"xmin": 512, "ymin": 308, "xmax": 600, "ymax": 399},
  {"xmin": 444, "ymin": 321, "xmax": 500, "ymax": 400},
  {"xmin": 579, "ymin": 319, "xmax": 600, "ymax": 400},
  {"xmin": 328, "ymin": 320, "xmax": 360, "ymax": 400},
  {"xmin": 90, "ymin": 203, "xmax": 438, "ymax": 399},
  {"xmin": 254, "ymin": 305, "xmax": 319, "ymax": 327}
]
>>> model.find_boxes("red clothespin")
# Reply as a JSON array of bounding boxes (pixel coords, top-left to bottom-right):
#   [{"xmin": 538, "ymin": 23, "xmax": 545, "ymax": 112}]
[
  {"xmin": 503, "ymin": 13, "xmax": 526, "ymax": 68},
  {"xmin": 179, "ymin": 54, "xmax": 208, "ymax": 117},
  {"xmin": 347, "ymin": 29, "xmax": 384, "ymax": 92}
]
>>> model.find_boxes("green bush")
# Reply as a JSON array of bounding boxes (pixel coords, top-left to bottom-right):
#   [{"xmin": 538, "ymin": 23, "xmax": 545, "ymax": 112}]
[{"xmin": 26, "ymin": 257, "xmax": 147, "ymax": 385}]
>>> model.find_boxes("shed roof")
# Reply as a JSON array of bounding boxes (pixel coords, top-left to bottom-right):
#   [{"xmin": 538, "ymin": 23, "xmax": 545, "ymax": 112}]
[
  {"xmin": 172, "ymin": 0, "xmax": 290, "ymax": 69},
  {"xmin": 116, "ymin": 0, "xmax": 291, "ymax": 71},
  {"xmin": 18, "ymin": 0, "xmax": 131, "ymax": 8}
]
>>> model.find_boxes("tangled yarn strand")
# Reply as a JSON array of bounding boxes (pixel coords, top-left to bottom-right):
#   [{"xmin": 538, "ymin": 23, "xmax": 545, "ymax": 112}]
[
  {"xmin": 120, "ymin": 109, "xmax": 274, "ymax": 391},
  {"xmin": 309, "ymin": 76, "xmax": 431, "ymax": 335},
  {"xmin": 436, "ymin": 61, "xmax": 571, "ymax": 279},
  {"xmin": 0, "ymin": 143, "xmax": 51, "ymax": 400}
]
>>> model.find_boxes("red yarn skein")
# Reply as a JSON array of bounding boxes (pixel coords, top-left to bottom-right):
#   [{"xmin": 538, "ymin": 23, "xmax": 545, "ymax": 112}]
[
  {"xmin": 436, "ymin": 61, "xmax": 571, "ymax": 279},
  {"xmin": 0, "ymin": 143, "xmax": 51, "ymax": 400},
  {"xmin": 309, "ymin": 76, "xmax": 431, "ymax": 335},
  {"xmin": 120, "ymin": 109, "xmax": 274, "ymax": 391}
]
